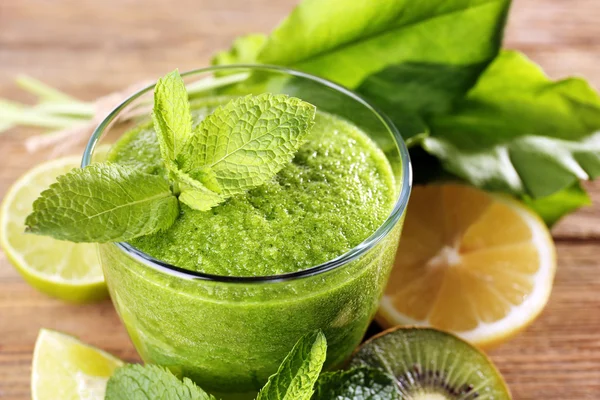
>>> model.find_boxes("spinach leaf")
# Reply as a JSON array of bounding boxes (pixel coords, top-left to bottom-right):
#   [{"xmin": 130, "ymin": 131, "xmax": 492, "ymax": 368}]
[
  {"xmin": 257, "ymin": 0, "xmax": 510, "ymax": 88},
  {"xmin": 424, "ymin": 51, "xmax": 600, "ymax": 199},
  {"xmin": 357, "ymin": 62, "xmax": 488, "ymax": 141}
]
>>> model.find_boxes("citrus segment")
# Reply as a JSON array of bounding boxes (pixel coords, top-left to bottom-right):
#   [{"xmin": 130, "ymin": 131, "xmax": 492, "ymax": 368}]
[
  {"xmin": 378, "ymin": 184, "xmax": 556, "ymax": 347},
  {"xmin": 32, "ymin": 329, "xmax": 123, "ymax": 400}
]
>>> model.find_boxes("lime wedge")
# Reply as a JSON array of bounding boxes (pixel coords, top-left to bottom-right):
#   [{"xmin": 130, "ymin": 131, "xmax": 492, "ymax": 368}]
[
  {"xmin": 32, "ymin": 329, "xmax": 123, "ymax": 400},
  {"xmin": 0, "ymin": 155, "xmax": 107, "ymax": 303}
]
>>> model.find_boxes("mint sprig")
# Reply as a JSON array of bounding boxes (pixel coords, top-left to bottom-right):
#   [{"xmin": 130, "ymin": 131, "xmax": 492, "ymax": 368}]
[
  {"xmin": 178, "ymin": 93, "xmax": 316, "ymax": 197},
  {"xmin": 105, "ymin": 330, "xmax": 327, "ymax": 400},
  {"xmin": 25, "ymin": 163, "xmax": 179, "ymax": 243},
  {"xmin": 105, "ymin": 364, "xmax": 216, "ymax": 400},
  {"xmin": 152, "ymin": 70, "xmax": 194, "ymax": 164},
  {"xmin": 312, "ymin": 367, "xmax": 400, "ymax": 400},
  {"xmin": 153, "ymin": 71, "xmax": 317, "ymax": 210},
  {"xmin": 257, "ymin": 330, "xmax": 327, "ymax": 400},
  {"xmin": 25, "ymin": 71, "xmax": 316, "ymax": 242}
]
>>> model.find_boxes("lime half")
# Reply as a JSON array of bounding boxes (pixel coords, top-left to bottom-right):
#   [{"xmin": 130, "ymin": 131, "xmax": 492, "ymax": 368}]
[
  {"xmin": 32, "ymin": 329, "xmax": 123, "ymax": 400},
  {"xmin": 0, "ymin": 155, "xmax": 107, "ymax": 303}
]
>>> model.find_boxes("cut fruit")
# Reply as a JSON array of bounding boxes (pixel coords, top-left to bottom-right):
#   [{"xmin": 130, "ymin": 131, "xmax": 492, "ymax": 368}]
[
  {"xmin": 0, "ymin": 155, "xmax": 107, "ymax": 303},
  {"xmin": 378, "ymin": 184, "xmax": 556, "ymax": 348},
  {"xmin": 350, "ymin": 327, "xmax": 511, "ymax": 399},
  {"xmin": 32, "ymin": 329, "xmax": 123, "ymax": 400}
]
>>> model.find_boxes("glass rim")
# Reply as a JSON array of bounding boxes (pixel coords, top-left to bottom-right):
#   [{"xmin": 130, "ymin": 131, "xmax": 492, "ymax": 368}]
[{"xmin": 82, "ymin": 64, "xmax": 412, "ymax": 284}]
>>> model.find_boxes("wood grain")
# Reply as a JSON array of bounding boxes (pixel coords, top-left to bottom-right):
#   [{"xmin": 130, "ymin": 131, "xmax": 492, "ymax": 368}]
[{"xmin": 1, "ymin": 1, "xmax": 599, "ymax": 399}]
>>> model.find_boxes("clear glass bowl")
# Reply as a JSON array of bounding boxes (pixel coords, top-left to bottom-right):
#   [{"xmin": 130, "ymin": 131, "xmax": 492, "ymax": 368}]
[{"xmin": 83, "ymin": 65, "xmax": 411, "ymax": 399}]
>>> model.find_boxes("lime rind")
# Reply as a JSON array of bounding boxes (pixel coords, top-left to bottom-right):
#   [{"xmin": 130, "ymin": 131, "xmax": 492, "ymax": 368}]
[
  {"xmin": 0, "ymin": 156, "xmax": 108, "ymax": 303},
  {"xmin": 32, "ymin": 329, "xmax": 123, "ymax": 400}
]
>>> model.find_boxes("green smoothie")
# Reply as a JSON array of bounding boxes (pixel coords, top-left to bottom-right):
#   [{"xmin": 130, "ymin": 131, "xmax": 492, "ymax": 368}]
[{"xmin": 100, "ymin": 97, "xmax": 403, "ymax": 398}]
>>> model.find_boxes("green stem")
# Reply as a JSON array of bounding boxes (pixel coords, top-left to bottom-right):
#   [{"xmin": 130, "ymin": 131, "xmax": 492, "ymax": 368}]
[
  {"xmin": 186, "ymin": 72, "xmax": 250, "ymax": 97},
  {"xmin": 16, "ymin": 75, "xmax": 79, "ymax": 103},
  {"xmin": 35, "ymin": 101, "xmax": 95, "ymax": 118},
  {"xmin": 172, "ymin": 180, "xmax": 181, "ymax": 196},
  {"xmin": 0, "ymin": 106, "xmax": 86, "ymax": 129},
  {"xmin": 0, "ymin": 97, "xmax": 92, "ymax": 134}
]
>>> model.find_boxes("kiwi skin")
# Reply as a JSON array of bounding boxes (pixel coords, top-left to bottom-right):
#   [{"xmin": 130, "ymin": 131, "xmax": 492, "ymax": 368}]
[{"xmin": 349, "ymin": 326, "xmax": 512, "ymax": 400}]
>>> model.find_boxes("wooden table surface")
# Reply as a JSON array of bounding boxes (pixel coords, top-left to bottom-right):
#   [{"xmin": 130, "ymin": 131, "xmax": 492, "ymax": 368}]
[{"xmin": 1, "ymin": 1, "xmax": 599, "ymax": 398}]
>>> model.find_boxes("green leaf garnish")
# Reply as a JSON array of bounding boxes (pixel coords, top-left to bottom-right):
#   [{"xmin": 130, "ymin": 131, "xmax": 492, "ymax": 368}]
[
  {"xmin": 25, "ymin": 70, "xmax": 316, "ymax": 242},
  {"xmin": 257, "ymin": 330, "xmax": 327, "ymax": 400},
  {"xmin": 104, "ymin": 331, "xmax": 328, "ymax": 399},
  {"xmin": 105, "ymin": 364, "xmax": 216, "ymax": 400},
  {"xmin": 153, "ymin": 70, "xmax": 317, "ymax": 210},
  {"xmin": 170, "ymin": 167, "xmax": 224, "ymax": 211},
  {"xmin": 256, "ymin": 0, "xmax": 510, "ymax": 88},
  {"xmin": 179, "ymin": 93, "xmax": 316, "ymax": 197},
  {"xmin": 25, "ymin": 163, "xmax": 179, "ymax": 243},
  {"xmin": 312, "ymin": 367, "xmax": 400, "ymax": 400},
  {"xmin": 153, "ymin": 69, "xmax": 194, "ymax": 164},
  {"xmin": 424, "ymin": 50, "xmax": 600, "ymax": 199}
]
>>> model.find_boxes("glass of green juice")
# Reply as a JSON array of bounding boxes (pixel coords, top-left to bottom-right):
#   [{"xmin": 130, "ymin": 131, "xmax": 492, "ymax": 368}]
[{"xmin": 82, "ymin": 65, "xmax": 411, "ymax": 399}]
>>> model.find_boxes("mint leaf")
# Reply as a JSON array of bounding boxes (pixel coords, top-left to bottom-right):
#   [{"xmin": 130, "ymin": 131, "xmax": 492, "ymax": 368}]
[
  {"xmin": 424, "ymin": 50, "xmax": 600, "ymax": 199},
  {"xmin": 25, "ymin": 163, "xmax": 178, "ymax": 243},
  {"xmin": 151, "ymin": 70, "xmax": 316, "ymax": 211},
  {"xmin": 170, "ymin": 168, "xmax": 224, "ymax": 211},
  {"xmin": 257, "ymin": 0, "xmax": 510, "ymax": 88},
  {"xmin": 105, "ymin": 364, "xmax": 216, "ymax": 400},
  {"xmin": 257, "ymin": 330, "xmax": 327, "ymax": 400},
  {"xmin": 312, "ymin": 367, "xmax": 400, "ymax": 400},
  {"xmin": 153, "ymin": 69, "xmax": 193, "ymax": 164},
  {"xmin": 179, "ymin": 93, "xmax": 316, "ymax": 197},
  {"xmin": 212, "ymin": 34, "xmax": 267, "ymax": 66}
]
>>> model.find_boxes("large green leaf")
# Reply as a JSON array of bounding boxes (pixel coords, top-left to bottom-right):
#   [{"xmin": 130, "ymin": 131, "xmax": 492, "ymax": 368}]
[
  {"xmin": 212, "ymin": 34, "xmax": 267, "ymax": 66},
  {"xmin": 424, "ymin": 50, "xmax": 600, "ymax": 199},
  {"xmin": 258, "ymin": 0, "xmax": 510, "ymax": 88},
  {"xmin": 358, "ymin": 61, "xmax": 488, "ymax": 141},
  {"xmin": 524, "ymin": 182, "xmax": 591, "ymax": 226}
]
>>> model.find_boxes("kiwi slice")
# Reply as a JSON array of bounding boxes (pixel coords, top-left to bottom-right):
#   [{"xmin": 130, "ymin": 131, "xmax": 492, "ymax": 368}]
[{"xmin": 349, "ymin": 327, "xmax": 511, "ymax": 399}]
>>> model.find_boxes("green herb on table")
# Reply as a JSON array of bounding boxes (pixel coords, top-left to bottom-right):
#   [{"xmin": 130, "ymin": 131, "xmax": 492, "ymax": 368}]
[
  {"xmin": 423, "ymin": 50, "xmax": 600, "ymax": 224},
  {"xmin": 253, "ymin": 0, "xmax": 509, "ymax": 89},
  {"xmin": 257, "ymin": 330, "xmax": 327, "ymax": 400},
  {"xmin": 24, "ymin": 70, "xmax": 316, "ymax": 243},
  {"xmin": 211, "ymin": 0, "xmax": 600, "ymax": 225},
  {"xmin": 105, "ymin": 330, "xmax": 327, "ymax": 400},
  {"xmin": 312, "ymin": 366, "xmax": 400, "ymax": 400},
  {"xmin": 105, "ymin": 364, "xmax": 217, "ymax": 400}
]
